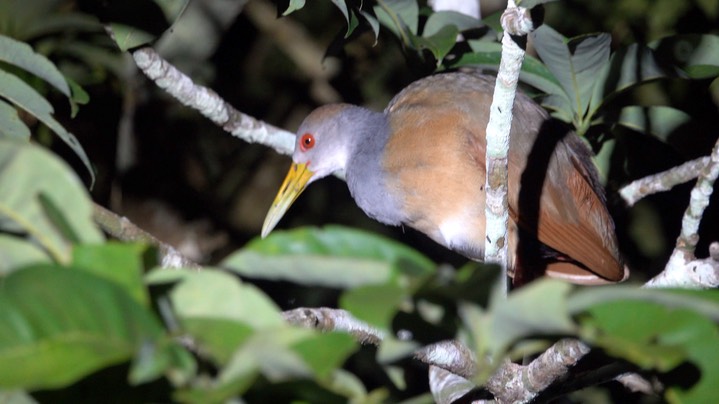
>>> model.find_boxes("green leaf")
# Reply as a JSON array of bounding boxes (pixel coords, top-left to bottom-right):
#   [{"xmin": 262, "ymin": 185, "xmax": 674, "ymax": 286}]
[
  {"xmin": 487, "ymin": 279, "xmax": 575, "ymax": 355},
  {"xmin": 179, "ymin": 318, "xmax": 253, "ymax": 365},
  {"xmin": 340, "ymin": 282, "xmax": 407, "ymax": 328},
  {"xmin": 0, "ymin": 234, "xmax": 50, "ymax": 275},
  {"xmin": 181, "ymin": 326, "xmax": 358, "ymax": 400},
  {"xmin": 72, "ymin": 243, "xmax": 151, "ymax": 307},
  {"xmin": 652, "ymin": 34, "xmax": 719, "ymax": 79},
  {"xmin": 107, "ymin": 0, "xmax": 190, "ymax": 51},
  {"xmin": 423, "ymin": 11, "xmax": 480, "ymax": 37},
  {"xmin": 617, "ymin": 106, "xmax": 691, "ymax": 141},
  {"xmin": 0, "ymin": 99, "xmax": 31, "ymax": 140},
  {"xmin": 416, "ymin": 25, "xmax": 459, "ymax": 66},
  {"xmin": 588, "ymin": 43, "xmax": 670, "ymax": 118},
  {"xmin": 517, "ymin": 0, "xmax": 559, "ymax": 8},
  {"xmin": 109, "ymin": 23, "xmax": 157, "ymax": 52},
  {"xmin": 580, "ymin": 295, "xmax": 719, "ymax": 404},
  {"xmin": 283, "ymin": 0, "xmax": 306, "ymax": 15},
  {"xmin": 0, "ymin": 265, "xmax": 168, "ymax": 389},
  {"xmin": 457, "ymin": 40, "xmax": 568, "ymax": 101},
  {"xmin": 374, "ymin": 0, "xmax": 419, "ymax": 43},
  {"xmin": 360, "ymin": 11, "xmax": 380, "ymax": 42},
  {"xmin": 222, "ymin": 225, "xmax": 434, "ymax": 289},
  {"xmin": 291, "ymin": 332, "xmax": 357, "ymax": 379},
  {"xmin": 65, "ymin": 76, "xmax": 89, "ymax": 118},
  {"xmin": 592, "ymin": 138, "xmax": 614, "ymax": 185},
  {"xmin": 0, "ymin": 140, "xmax": 103, "ymax": 263},
  {"xmin": 146, "ymin": 268, "xmax": 284, "ymax": 329},
  {"xmin": 0, "ymin": 34, "xmax": 70, "ymax": 97},
  {"xmin": 331, "ymin": 0, "xmax": 350, "ymax": 23},
  {"xmin": 532, "ymin": 26, "xmax": 611, "ymax": 122},
  {"xmin": 582, "ymin": 301, "xmax": 687, "ymax": 371},
  {"xmin": 569, "ymin": 287, "xmax": 719, "ymax": 322},
  {"xmin": 37, "ymin": 192, "xmax": 81, "ymax": 243},
  {"xmin": 0, "ymin": 70, "xmax": 94, "ymax": 183}
]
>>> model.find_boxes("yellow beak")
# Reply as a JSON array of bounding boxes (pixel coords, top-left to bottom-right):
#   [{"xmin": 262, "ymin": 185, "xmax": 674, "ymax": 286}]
[{"xmin": 261, "ymin": 162, "xmax": 315, "ymax": 238}]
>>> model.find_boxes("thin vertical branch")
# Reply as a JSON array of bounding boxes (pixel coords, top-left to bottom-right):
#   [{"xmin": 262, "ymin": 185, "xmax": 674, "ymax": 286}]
[{"xmin": 484, "ymin": 1, "xmax": 535, "ymax": 288}]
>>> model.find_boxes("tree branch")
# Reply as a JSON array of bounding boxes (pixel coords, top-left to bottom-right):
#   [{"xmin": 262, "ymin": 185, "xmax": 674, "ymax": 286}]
[
  {"xmin": 131, "ymin": 47, "xmax": 295, "ymax": 157},
  {"xmin": 92, "ymin": 203, "xmax": 200, "ymax": 269},
  {"xmin": 619, "ymin": 157, "xmax": 710, "ymax": 206},
  {"xmin": 483, "ymin": 1, "xmax": 534, "ymax": 277},
  {"xmin": 644, "ymin": 136, "xmax": 719, "ymax": 288}
]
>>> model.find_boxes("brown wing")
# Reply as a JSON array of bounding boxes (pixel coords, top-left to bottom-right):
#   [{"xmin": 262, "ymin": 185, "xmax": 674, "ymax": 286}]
[{"xmin": 507, "ymin": 104, "xmax": 626, "ymax": 284}]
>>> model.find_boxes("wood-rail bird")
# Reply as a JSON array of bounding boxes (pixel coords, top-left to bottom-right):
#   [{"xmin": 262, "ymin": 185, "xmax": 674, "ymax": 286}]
[{"xmin": 262, "ymin": 72, "xmax": 627, "ymax": 285}]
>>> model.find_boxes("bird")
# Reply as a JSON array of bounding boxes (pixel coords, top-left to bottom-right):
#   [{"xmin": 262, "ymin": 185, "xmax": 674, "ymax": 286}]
[{"xmin": 261, "ymin": 72, "xmax": 627, "ymax": 285}]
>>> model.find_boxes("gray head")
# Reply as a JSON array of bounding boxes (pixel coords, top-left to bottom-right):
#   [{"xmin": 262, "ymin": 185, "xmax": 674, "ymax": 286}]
[{"xmin": 261, "ymin": 103, "xmax": 376, "ymax": 237}]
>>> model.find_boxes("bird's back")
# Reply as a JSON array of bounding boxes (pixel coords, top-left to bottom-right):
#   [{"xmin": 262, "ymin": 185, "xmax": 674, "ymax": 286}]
[{"xmin": 382, "ymin": 72, "xmax": 625, "ymax": 284}]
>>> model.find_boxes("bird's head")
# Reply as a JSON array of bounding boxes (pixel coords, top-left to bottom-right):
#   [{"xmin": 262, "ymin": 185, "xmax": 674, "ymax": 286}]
[{"xmin": 261, "ymin": 104, "xmax": 356, "ymax": 238}]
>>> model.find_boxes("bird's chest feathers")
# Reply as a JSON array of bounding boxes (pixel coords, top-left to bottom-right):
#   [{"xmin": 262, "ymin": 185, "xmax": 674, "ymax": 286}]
[{"xmin": 380, "ymin": 126, "xmax": 486, "ymax": 259}]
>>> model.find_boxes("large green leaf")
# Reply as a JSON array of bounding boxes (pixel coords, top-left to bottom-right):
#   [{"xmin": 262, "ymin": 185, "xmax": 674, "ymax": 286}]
[
  {"xmin": 532, "ymin": 26, "xmax": 611, "ymax": 125},
  {"xmin": 617, "ymin": 106, "xmax": 691, "ymax": 141},
  {"xmin": 340, "ymin": 282, "xmax": 407, "ymax": 328},
  {"xmin": 72, "ymin": 243, "xmax": 151, "ymax": 307},
  {"xmin": 423, "ymin": 11, "xmax": 480, "ymax": 37},
  {"xmin": 456, "ymin": 40, "xmax": 568, "ymax": 101},
  {"xmin": 487, "ymin": 279, "xmax": 575, "ymax": 355},
  {"xmin": 414, "ymin": 25, "xmax": 459, "ymax": 66},
  {"xmin": 177, "ymin": 327, "xmax": 357, "ymax": 402},
  {"xmin": 583, "ymin": 299, "xmax": 719, "ymax": 403},
  {"xmin": 222, "ymin": 225, "xmax": 434, "ymax": 289},
  {"xmin": 0, "ymin": 140, "xmax": 103, "ymax": 263},
  {"xmin": 0, "ymin": 265, "xmax": 170, "ymax": 389},
  {"xmin": 0, "ymin": 71, "xmax": 94, "ymax": 183},
  {"xmin": 146, "ymin": 268, "xmax": 286, "ymax": 367},
  {"xmin": 570, "ymin": 287, "xmax": 719, "ymax": 403},
  {"xmin": 146, "ymin": 268, "xmax": 284, "ymax": 330},
  {"xmin": 588, "ymin": 43, "xmax": 671, "ymax": 118},
  {"xmin": 0, "ymin": 34, "xmax": 70, "ymax": 97}
]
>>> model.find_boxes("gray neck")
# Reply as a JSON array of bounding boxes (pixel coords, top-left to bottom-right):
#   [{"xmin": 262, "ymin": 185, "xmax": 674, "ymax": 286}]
[{"xmin": 343, "ymin": 106, "xmax": 405, "ymax": 226}]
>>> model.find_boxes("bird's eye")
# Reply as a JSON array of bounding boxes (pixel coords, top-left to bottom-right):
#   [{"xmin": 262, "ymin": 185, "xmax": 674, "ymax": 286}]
[{"xmin": 300, "ymin": 133, "xmax": 315, "ymax": 151}]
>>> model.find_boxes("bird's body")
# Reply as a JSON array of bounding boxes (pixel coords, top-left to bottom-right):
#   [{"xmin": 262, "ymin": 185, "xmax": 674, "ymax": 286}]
[{"xmin": 263, "ymin": 72, "xmax": 627, "ymax": 285}]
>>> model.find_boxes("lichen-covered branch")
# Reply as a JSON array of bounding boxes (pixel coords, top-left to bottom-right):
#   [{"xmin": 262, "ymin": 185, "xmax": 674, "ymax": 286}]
[
  {"xmin": 644, "ymin": 136, "xmax": 719, "ymax": 288},
  {"xmin": 619, "ymin": 157, "xmax": 710, "ymax": 206},
  {"xmin": 282, "ymin": 307, "xmax": 386, "ymax": 345},
  {"xmin": 131, "ymin": 47, "xmax": 295, "ymax": 156},
  {"xmin": 92, "ymin": 203, "xmax": 200, "ymax": 269},
  {"xmin": 484, "ymin": 1, "xmax": 534, "ymax": 272}
]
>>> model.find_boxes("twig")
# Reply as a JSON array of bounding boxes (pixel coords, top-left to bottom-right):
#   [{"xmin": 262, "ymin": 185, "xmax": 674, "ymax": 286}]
[
  {"xmin": 92, "ymin": 203, "xmax": 200, "ymax": 269},
  {"xmin": 619, "ymin": 157, "xmax": 710, "ymax": 206},
  {"xmin": 131, "ymin": 47, "xmax": 295, "ymax": 157},
  {"xmin": 281, "ymin": 307, "xmax": 386, "ymax": 345}
]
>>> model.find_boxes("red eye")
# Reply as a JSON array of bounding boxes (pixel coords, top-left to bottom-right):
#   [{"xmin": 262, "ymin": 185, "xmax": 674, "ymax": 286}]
[{"xmin": 300, "ymin": 133, "xmax": 315, "ymax": 151}]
